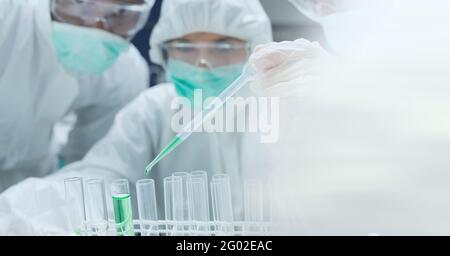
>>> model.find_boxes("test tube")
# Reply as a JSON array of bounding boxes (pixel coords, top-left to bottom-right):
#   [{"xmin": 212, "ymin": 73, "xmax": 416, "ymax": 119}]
[
  {"xmin": 136, "ymin": 179, "xmax": 158, "ymax": 236},
  {"xmin": 210, "ymin": 174, "xmax": 234, "ymax": 223},
  {"xmin": 244, "ymin": 180, "xmax": 264, "ymax": 234},
  {"xmin": 172, "ymin": 172, "xmax": 191, "ymax": 221},
  {"xmin": 64, "ymin": 177, "xmax": 86, "ymax": 235},
  {"xmin": 111, "ymin": 179, "xmax": 134, "ymax": 236},
  {"xmin": 244, "ymin": 181, "xmax": 264, "ymax": 222},
  {"xmin": 164, "ymin": 175, "xmax": 184, "ymax": 235},
  {"xmin": 84, "ymin": 179, "xmax": 108, "ymax": 236},
  {"xmin": 187, "ymin": 171, "xmax": 210, "ymax": 234}
]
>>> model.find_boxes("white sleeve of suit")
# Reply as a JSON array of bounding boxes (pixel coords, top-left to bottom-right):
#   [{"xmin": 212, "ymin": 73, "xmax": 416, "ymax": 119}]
[
  {"xmin": 0, "ymin": 0, "xmax": 34, "ymax": 76},
  {"xmin": 74, "ymin": 90, "xmax": 161, "ymax": 182},
  {"xmin": 0, "ymin": 90, "xmax": 163, "ymax": 235}
]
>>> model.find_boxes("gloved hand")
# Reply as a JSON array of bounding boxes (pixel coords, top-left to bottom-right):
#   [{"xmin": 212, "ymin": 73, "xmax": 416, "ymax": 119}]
[
  {"xmin": 0, "ymin": 178, "xmax": 71, "ymax": 235},
  {"xmin": 248, "ymin": 39, "xmax": 331, "ymax": 97}
]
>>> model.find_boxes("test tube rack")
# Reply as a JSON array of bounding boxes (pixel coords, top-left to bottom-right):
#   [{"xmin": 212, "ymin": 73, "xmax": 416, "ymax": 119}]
[{"xmin": 78, "ymin": 220, "xmax": 272, "ymax": 236}]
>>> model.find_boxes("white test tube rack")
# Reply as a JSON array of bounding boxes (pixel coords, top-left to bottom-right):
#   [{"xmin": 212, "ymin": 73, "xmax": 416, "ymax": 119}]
[{"xmin": 77, "ymin": 220, "xmax": 272, "ymax": 236}]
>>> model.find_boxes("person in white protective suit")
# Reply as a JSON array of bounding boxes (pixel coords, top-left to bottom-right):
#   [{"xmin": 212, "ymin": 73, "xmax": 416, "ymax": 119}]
[
  {"xmin": 250, "ymin": 0, "xmax": 450, "ymax": 235},
  {"xmin": 0, "ymin": 0, "xmax": 154, "ymax": 192},
  {"xmin": 0, "ymin": 0, "xmax": 273, "ymax": 235}
]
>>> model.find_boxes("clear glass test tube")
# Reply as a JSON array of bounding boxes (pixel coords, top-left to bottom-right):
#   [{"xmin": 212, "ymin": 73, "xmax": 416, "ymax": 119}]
[
  {"xmin": 172, "ymin": 172, "xmax": 191, "ymax": 221},
  {"xmin": 85, "ymin": 179, "xmax": 108, "ymax": 236},
  {"xmin": 136, "ymin": 179, "xmax": 158, "ymax": 236},
  {"xmin": 164, "ymin": 175, "xmax": 184, "ymax": 235},
  {"xmin": 244, "ymin": 180, "xmax": 264, "ymax": 234},
  {"xmin": 64, "ymin": 177, "xmax": 86, "ymax": 235},
  {"xmin": 111, "ymin": 179, "xmax": 134, "ymax": 236},
  {"xmin": 187, "ymin": 171, "xmax": 210, "ymax": 235},
  {"xmin": 244, "ymin": 180, "xmax": 264, "ymax": 222},
  {"xmin": 210, "ymin": 174, "xmax": 234, "ymax": 227}
]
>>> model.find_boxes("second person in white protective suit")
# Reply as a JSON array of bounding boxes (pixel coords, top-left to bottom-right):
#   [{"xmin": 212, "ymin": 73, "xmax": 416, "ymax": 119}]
[
  {"xmin": 0, "ymin": 0, "xmax": 154, "ymax": 192},
  {"xmin": 0, "ymin": 0, "xmax": 273, "ymax": 235}
]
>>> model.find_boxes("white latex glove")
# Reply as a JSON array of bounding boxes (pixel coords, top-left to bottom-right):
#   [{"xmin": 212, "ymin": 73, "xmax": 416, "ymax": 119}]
[
  {"xmin": 248, "ymin": 39, "xmax": 331, "ymax": 98},
  {"xmin": 0, "ymin": 178, "xmax": 71, "ymax": 235}
]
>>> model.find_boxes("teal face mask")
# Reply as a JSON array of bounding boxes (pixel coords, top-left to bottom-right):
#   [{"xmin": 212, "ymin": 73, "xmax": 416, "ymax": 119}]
[
  {"xmin": 166, "ymin": 59, "xmax": 244, "ymax": 103},
  {"xmin": 52, "ymin": 22, "xmax": 130, "ymax": 75}
]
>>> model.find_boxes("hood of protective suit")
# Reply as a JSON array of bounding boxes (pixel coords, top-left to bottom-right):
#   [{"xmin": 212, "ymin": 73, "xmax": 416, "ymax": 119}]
[
  {"xmin": 149, "ymin": 0, "xmax": 273, "ymax": 65},
  {"xmin": 288, "ymin": 0, "xmax": 382, "ymax": 56}
]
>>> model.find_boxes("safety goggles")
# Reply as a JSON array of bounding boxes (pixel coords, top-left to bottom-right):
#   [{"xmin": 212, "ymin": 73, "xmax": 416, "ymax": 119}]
[
  {"xmin": 51, "ymin": 0, "xmax": 152, "ymax": 39},
  {"xmin": 161, "ymin": 41, "xmax": 251, "ymax": 68}
]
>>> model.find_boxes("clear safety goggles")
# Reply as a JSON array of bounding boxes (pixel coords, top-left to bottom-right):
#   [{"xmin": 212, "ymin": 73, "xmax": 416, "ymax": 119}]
[
  {"xmin": 161, "ymin": 41, "xmax": 251, "ymax": 68},
  {"xmin": 51, "ymin": 0, "xmax": 152, "ymax": 39}
]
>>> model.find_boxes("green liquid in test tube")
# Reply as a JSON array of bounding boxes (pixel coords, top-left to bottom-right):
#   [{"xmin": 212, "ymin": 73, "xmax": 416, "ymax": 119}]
[
  {"xmin": 111, "ymin": 180, "xmax": 134, "ymax": 236},
  {"xmin": 113, "ymin": 194, "xmax": 134, "ymax": 236}
]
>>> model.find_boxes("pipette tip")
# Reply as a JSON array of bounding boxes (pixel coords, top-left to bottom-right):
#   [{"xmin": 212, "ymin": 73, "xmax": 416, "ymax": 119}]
[{"xmin": 144, "ymin": 162, "xmax": 155, "ymax": 176}]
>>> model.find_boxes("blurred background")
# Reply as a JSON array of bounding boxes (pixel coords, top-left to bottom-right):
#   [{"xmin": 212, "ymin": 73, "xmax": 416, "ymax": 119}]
[{"xmin": 132, "ymin": 0, "xmax": 328, "ymax": 86}]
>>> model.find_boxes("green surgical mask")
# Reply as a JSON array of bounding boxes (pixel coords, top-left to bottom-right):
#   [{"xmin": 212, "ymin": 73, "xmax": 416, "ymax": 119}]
[
  {"xmin": 52, "ymin": 22, "xmax": 130, "ymax": 75},
  {"xmin": 166, "ymin": 59, "xmax": 244, "ymax": 103}
]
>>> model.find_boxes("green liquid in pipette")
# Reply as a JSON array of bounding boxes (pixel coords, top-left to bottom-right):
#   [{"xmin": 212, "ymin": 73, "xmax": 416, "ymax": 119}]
[
  {"xmin": 144, "ymin": 136, "xmax": 184, "ymax": 175},
  {"xmin": 112, "ymin": 194, "xmax": 134, "ymax": 236}
]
